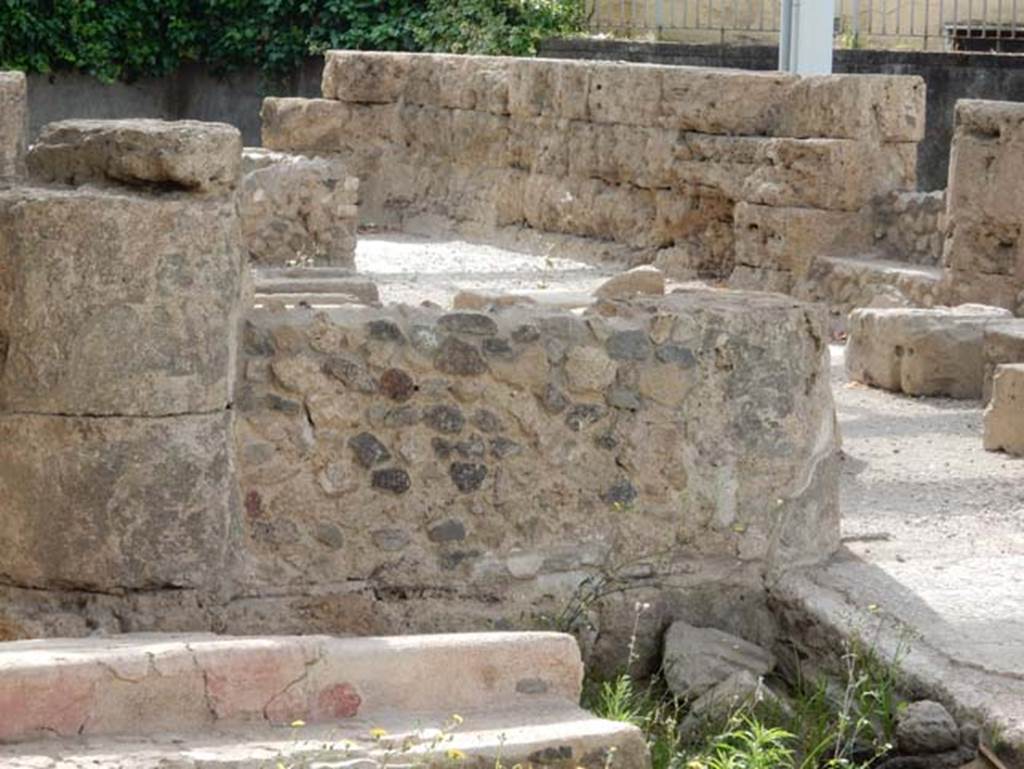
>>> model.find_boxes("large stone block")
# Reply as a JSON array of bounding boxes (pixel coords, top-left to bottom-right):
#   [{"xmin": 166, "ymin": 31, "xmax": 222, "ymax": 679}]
[
  {"xmin": 733, "ymin": 203, "xmax": 872, "ymax": 275},
  {"xmin": 27, "ymin": 119, "xmax": 242, "ymax": 194},
  {"xmin": 321, "ymin": 50, "xmax": 413, "ymax": 103},
  {"xmin": 983, "ymin": 322, "xmax": 1024, "ymax": 402},
  {"xmin": 938, "ymin": 269, "xmax": 1023, "ymax": 313},
  {"xmin": 661, "ymin": 68, "xmax": 924, "ymax": 142},
  {"xmin": 983, "ymin": 364, "xmax": 1024, "ymax": 455},
  {"xmin": 0, "ymin": 412, "xmax": 237, "ymax": 591},
  {"xmin": 261, "ymin": 98, "xmax": 400, "ymax": 157},
  {"xmin": 508, "ymin": 58, "xmax": 590, "ymax": 121},
  {"xmin": 846, "ymin": 305, "xmax": 1013, "ymax": 398},
  {"xmin": 240, "ymin": 149, "xmax": 358, "ymax": 268},
  {"xmin": 943, "ymin": 101, "xmax": 1024, "ymax": 278},
  {"xmin": 0, "ymin": 187, "xmax": 244, "ymax": 416},
  {"xmin": 0, "ymin": 71, "xmax": 27, "ymax": 180}
]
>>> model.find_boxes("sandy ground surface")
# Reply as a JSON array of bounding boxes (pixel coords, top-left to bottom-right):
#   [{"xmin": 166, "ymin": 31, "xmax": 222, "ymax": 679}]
[
  {"xmin": 830, "ymin": 342, "xmax": 1024, "ymax": 676},
  {"xmin": 356, "ymin": 232, "xmax": 618, "ymax": 306}
]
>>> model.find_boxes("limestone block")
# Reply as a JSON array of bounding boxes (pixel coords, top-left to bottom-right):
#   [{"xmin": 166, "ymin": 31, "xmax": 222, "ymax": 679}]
[
  {"xmin": 777, "ymin": 74, "xmax": 926, "ymax": 143},
  {"xmin": 943, "ymin": 213, "xmax": 1024, "ymax": 277},
  {"xmin": 509, "ymin": 117, "xmax": 572, "ymax": 176},
  {"xmin": 733, "ymin": 203, "xmax": 873, "ymax": 275},
  {"xmin": 938, "ymin": 269, "xmax": 1023, "ymax": 313},
  {"xmin": 404, "ymin": 53, "xmax": 510, "ymax": 115},
  {"xmin": 240, "ymin": 149, "xmax": 358, "ymax": 268},
  {"xmin": 594, "ymin": 266, "xmax": 666, "ymax": 300},
  {"xmin": 508, "ymin": 58, "xmax": 590, "ymax": 121},
  {"xmin": 983, "ymin": 322, "xmax": 1024, "ymax": 402},
  {"xmin": 846, "ymin": 305, "xmax": 1013, "ymax": 398},
  {"xmin": 0, "ymin": 412, "xmax": 236, "ymax": 591},
  {"xmin": 0, "ymin": 187, "xmax": 244, "ymax": 416},
  {"xmin": 679, "ymin": 135, "xmax": 915, "ymax": 211},
  {"xmin": 586, "ymin": 61, "xmax": 662, "ymax": 126},
  {"xmin": 261, "ymin": 98, "xmax": 400, "ymax": 155},
  {"xmin": 983, "ymin": 363, "xmax": 1024, "ymax": 455},
  {"xmin": 449, "ymin": 109, "xmax": 511, "ymax": 167},
  {"xmin": 660, "ymin": 68, "xmax": 924, "ymax": 142},
  {"xmin": 566, "ymin": 122, "xmax": 677, "ymax": 188},
  {"xmin": 660, "ymin": 68, "xmax": 797, "ymax": 136},
  {"xmin": 322, "ymin": 50, "xmax": 413, "ymax": 103},
  {"xmin": 27, "ymin": 119, "xmax": 242, "ymax": 194},
  {"xmin": 0, "ymin": 71, "xmax": 27, "ymax": 180}
]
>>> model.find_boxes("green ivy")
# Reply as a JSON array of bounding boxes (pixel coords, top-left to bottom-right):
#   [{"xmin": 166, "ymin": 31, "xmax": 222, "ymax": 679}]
[{"xmin": 0, "ymin": 0, "xmax": 584, "ymax": 82}]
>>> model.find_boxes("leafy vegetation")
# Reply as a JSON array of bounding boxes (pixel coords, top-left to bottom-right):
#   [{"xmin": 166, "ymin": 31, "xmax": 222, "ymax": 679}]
[
  {"xmin": 0, "ymin": 0, "xmax": 585, "ymax": 82},
  {"xmin": 585, "ymin": 640, "xmax": 906, "ymax": 769}
]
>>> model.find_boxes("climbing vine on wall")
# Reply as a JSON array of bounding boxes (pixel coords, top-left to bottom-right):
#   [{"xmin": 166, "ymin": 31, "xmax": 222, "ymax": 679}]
[{"xmin": 0, "ymin": 0, "xmax": 586, "ymax": 82}]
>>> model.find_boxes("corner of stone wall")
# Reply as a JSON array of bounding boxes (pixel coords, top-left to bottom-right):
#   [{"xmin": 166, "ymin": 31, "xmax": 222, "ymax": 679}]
[{"xmin": 0, "ymin": 119, "xmax": 247, "ymax": 596}]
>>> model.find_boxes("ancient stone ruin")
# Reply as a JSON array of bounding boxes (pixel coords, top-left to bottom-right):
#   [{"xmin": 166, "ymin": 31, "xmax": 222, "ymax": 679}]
[{"xmin": 0, "ymin": 50, "xmax": 1022, "ymax": 768}]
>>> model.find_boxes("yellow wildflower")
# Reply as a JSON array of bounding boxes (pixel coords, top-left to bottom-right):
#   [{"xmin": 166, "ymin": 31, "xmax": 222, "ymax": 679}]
[
  {"xmin": 289, "ymin": 720, "xmax": 306, "ymax": 728},
  {"xmin": 370, "ymin": 727, "xmax": 389, "ymax": 740},
  {"xmin": 446, "ymin": 748, "xmax": 467, "ymax": 761}
]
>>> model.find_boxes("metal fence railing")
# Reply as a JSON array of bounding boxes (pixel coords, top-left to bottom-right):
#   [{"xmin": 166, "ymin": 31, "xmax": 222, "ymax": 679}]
[{"xmin": 586, "ymin": 0, "xmax": 1024, "ymax": 52}]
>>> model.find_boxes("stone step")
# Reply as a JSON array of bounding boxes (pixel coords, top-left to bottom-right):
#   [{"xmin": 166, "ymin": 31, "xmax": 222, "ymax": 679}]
[
  {"xmin": 797, "ymin": 254, "xmax": 944, "ymax": 315},
  {"xmin": 252, "ymin": 269, "xmax": 380, "ymax": 304},
  {"xmin": 0, "ymin": 632, "xmax": 584, "ymax": 744},
  {"xmin": 0, "ymin": 701, "xmax": 649, "ymax": 769}
]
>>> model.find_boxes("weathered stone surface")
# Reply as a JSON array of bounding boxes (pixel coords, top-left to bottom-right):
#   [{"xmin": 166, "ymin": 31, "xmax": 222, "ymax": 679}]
[
  {"xmin": 594, "ymin": 266, "xmax": 666, "ymax": 300},
  {"xmin": 662, "ymin": 621, "xmax": 775, "ymax": 699},
  {"xmin": 0, "ymin": 187, "xmax": 244, "ymax": 416},
  {"xmin": 846, "ymin": 305, "xmax": 1013, "ymax": 398},
  {"xmin": 895, "ymin": 701, "xmax": 961, "ymax": 755},
  {"xmin": 240, "ymin": 149, "xmax": 358, "ymax": 267},
  {"xmin": 796, "ymin": 256, "xmax": 943, "ymax": 316},
  {"xmin": 0, "ymin": 412, "xmax": 236, "ymax": 591},
  {"xmin": 732, "ymin": 203, "xmax": 872, "ymax": 276},
  {"xmin": 264, "ymin": 54, "xmax": 921, "ymax": 272},
  {"xmin": 236, "ymin": 292, "xmax": 839, "ymax": 598},
  {"xmin": 28, "ymin": 119, "xmax": 242, "ymax": 194},
  {"xmin": 942, "ymin": 100, "xmax": 1024, "ymax": 308},
  {"xmin": 983, "ymin": 322, "xmax": 1024, "ymax": 402},
  {"xmin": 983, "ymin": 364, "xmax": 1024, "ymax": 456},
  {"xmin": 0, "ymin": 71, "xmax": 27, "ymax": 180}
]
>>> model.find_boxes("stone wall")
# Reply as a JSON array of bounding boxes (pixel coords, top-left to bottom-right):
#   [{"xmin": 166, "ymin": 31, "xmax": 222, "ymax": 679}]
[
  {"xmin": 228, "ymin": 292, "xmax": 839, "ymax": 667},
  {"xmin": 0, "ymin": 72, "xmax": 27, "ymax": 181},
  {"xmin": 0, "ymin": 119, "xmax": 246, "ymax": 592},
  {"xmin": 940, "ymin": 100, "xmax": 1024, "ymax": 313},
  {"xmin": 872, "ymin": 191, "xmax": 946, "ymax": 266},
  {"xmin": 240, "ymin": 148, "xmax": 359, "ymax": 268},
  {"xmin": 261, "ymin": 52, "xmax": 924, "ymax": 281}
]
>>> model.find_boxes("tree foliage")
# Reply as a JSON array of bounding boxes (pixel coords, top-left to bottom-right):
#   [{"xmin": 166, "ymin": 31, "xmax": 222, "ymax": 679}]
[{"xmin": 0, "ymin": 0, "xmax": 585, "ymax": 82}]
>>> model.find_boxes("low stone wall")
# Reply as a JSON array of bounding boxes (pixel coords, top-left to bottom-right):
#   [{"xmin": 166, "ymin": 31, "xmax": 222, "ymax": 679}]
[
  {"xmin": 262, "ymin": 52, "xmax": 923, "ymax": 281},
  {"xmin": 872, "ymin": 191, "xmax": 946, "ymax": 266},
  {"xmin": 940, "ymin": 100, "xmax": 1024, "ymax": 313},
  {"xmin": 230, "ymin": 293, "xmax": 838, "ymax": 666},
  {"xmin": 240, "ymin": 148, "xmax": 359, "ymax": 268},
  {"xmin": 0, "ymin": 72, "xmax": 27, "ymax": 180}
]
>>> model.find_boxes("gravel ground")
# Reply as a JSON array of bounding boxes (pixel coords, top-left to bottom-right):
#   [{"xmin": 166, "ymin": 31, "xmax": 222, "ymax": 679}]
[{"xmin": 356, "ymin": 232, "xmax": 618, "ymax": 307}]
